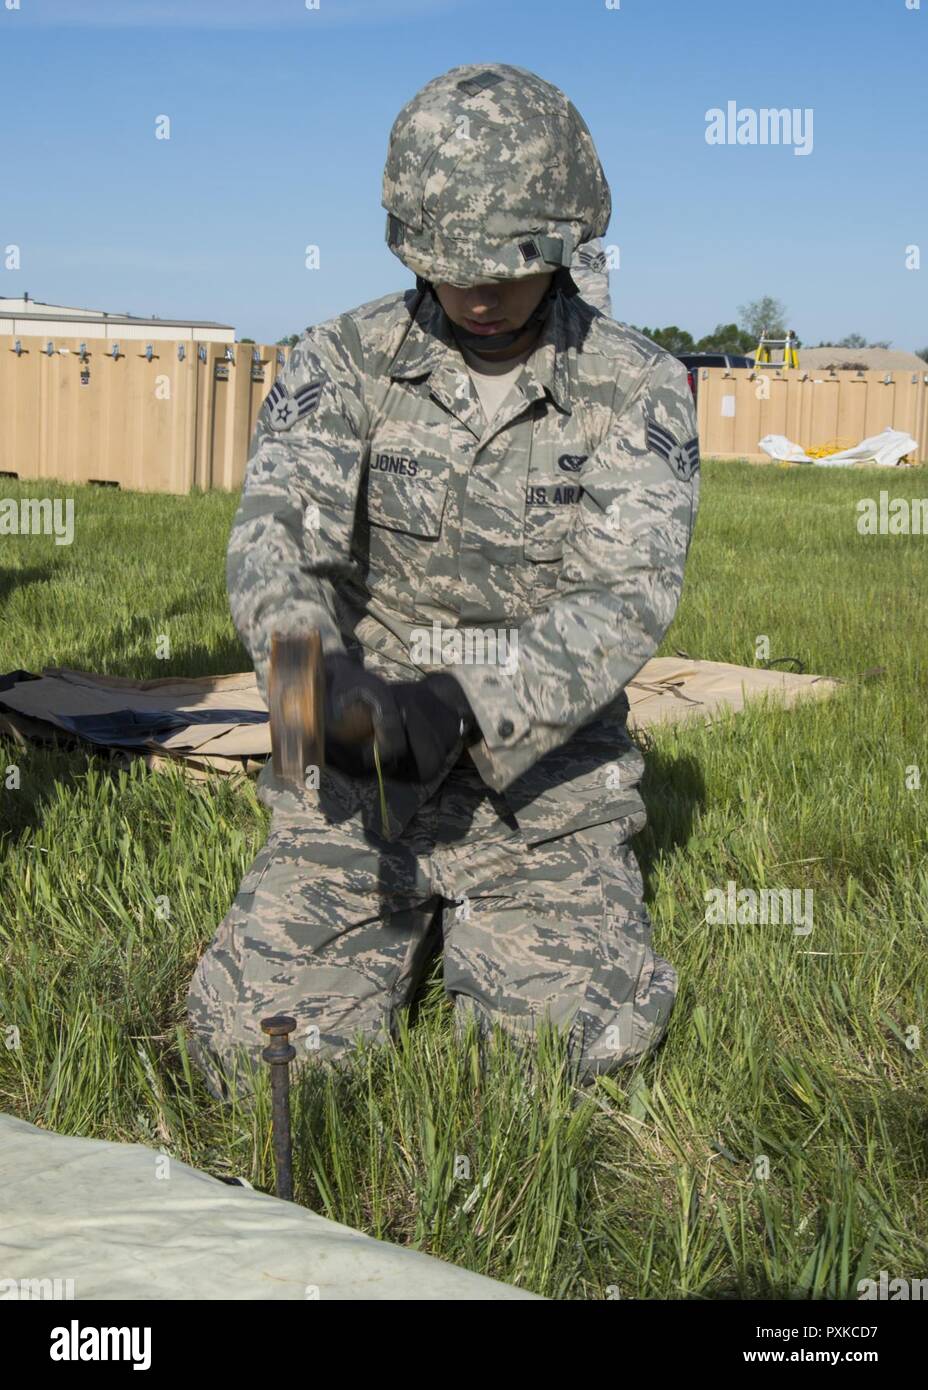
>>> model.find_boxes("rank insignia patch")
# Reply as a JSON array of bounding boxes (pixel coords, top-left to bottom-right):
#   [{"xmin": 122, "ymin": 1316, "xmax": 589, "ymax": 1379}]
[
  {"xmin": 645, "ymin": 418, "xmax": 700, "ymax": 480},
  {"xmin": 264, "ymin": 377, "xmax": 325, "ymax": 432},
  {"xmin": 574, "ymin": 246, "xmax": 606, "ymax": 274}
]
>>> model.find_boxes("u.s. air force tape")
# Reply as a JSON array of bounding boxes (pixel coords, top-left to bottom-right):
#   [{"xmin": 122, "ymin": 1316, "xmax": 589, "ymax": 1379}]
[
  {"xmin": 645, "ymin": 418, "xmax": 700, "ymax": 480},
  {"xmin": 264, "ymin": 377, "xmax": 325, "ymax": 432}
]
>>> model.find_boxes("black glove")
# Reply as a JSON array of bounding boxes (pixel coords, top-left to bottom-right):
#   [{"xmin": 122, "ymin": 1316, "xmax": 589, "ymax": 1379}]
[
  {"xmin": 387, "ymin": 673, "xmax": 479, "ymax": 784},
  {"xmin": 322, "ymin": 652, "xmax": 406, "ymax": 775}
]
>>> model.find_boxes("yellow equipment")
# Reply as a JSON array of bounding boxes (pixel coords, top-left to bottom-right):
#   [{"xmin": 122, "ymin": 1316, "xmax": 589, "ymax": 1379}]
[{"xmin": 754, "ymin": 327, "xmax": 800, "ymax": 369}]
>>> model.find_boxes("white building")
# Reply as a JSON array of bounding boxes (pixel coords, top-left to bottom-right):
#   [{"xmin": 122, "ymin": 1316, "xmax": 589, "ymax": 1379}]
[{"xmin": 0, "ymin": 294, "xmax": 235, "ymax": 343}]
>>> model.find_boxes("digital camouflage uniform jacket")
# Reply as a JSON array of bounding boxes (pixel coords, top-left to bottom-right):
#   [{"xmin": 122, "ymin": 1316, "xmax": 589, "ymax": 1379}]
[{"xmin": 228, "ymin": 283, "xmax": 699, "ymax": 844}]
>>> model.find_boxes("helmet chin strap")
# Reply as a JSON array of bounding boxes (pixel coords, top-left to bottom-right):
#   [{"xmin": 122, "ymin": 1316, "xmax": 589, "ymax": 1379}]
[{"xmin": 419, "ymin": 276, "xmax": 558, "ymax": 352}]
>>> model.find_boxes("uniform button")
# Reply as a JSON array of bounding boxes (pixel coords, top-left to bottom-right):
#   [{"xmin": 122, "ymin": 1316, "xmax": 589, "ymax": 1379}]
[{"xmin": 497, "ymin": 719, "xmax": 514, "ymax": 738}]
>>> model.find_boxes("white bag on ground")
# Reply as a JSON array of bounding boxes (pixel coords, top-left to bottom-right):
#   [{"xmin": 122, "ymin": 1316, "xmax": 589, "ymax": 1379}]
[{"xmin": 759, "ymin": 427, "xmax": 917, "ymax": 467}]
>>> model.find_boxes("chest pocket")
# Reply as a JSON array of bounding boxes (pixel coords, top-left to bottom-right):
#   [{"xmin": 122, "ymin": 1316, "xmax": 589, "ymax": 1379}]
[
  {"xmin": 523, "ymin": 479, "xmax": 586, "ymax": 560},
  {"xmin": 366, "ymin": 449, "xmax": 449, "ymax": 538}
]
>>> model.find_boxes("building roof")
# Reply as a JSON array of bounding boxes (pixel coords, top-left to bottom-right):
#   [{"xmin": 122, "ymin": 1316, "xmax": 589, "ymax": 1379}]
[
  {"xmin": 801, "ymin": 346, "xmax": 927, "ymax": 372},
  {"xmin": 0, "ymin": 296, "xmax": 233, "ymax": 330}
]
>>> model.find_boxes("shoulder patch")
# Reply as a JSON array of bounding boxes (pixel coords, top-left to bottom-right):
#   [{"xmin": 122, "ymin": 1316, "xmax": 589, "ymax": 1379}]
[
  {"xmin": 574, "ymin": 245, "xmax": 606, "ymax": 275},
  {"xmin": 645, "ymin": 418, "xmax": 700, "ymax": 480},
  {"xmin": 264, "ymin": 377, "xmax": 325, "ymax": 432}
]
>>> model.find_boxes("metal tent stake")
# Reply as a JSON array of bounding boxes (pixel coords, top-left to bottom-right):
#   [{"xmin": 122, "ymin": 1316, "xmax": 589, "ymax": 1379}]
[{"xmin": 261, "ymin": 1014, "xmax": 296, "ymax": 1201}]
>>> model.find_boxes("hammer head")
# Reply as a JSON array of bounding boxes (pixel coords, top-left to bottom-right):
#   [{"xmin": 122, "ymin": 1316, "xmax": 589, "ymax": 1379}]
[
  {"xmin": 268, "ymin": 630, "xmax": 377, "ymax": 786},
  {"xmin": 268, "ymin": 630, "xmax": 325, "ymax": 785}
]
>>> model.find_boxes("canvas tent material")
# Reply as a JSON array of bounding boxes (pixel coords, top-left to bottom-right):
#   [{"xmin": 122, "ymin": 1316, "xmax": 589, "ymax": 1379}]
[
  {"xmin": 621, "ymin": 657, "xmax": 842, "ymax": 728},
  {"xmin": 0, "ymin": 1114, "xmax": 539, "ymax": 1301},
  {"xmin": 0, "ymin": 668, "xmax": 268, "ymax": 777},
  {"xmin": 759, "ymin": 427, "xmax": 918, "ymax": 468},
  {"xmin": 0, "ymin": 658, "xmax": 844, "ymax": 777}
]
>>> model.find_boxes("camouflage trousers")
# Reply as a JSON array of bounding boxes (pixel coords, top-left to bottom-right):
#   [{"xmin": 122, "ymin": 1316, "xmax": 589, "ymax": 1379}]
[{"xmin": 185, "ymin": 758, "xmax": 677, "ymax": 1097}]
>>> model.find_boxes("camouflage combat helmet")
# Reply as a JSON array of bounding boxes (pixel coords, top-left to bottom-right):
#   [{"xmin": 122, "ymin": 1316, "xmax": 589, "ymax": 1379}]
[{"xmin": 382, "ymin": 63, "xmax": 611, "ymax": 289}]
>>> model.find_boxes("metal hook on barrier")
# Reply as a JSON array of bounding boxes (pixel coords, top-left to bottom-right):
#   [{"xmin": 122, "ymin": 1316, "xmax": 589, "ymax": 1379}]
[
  {"xmin": 13, "ymin": 340, "xmax": 23, "ymax": 356},
  {"xmin": 111, "ymin": 343, "xmax": 120, "ymax": 360},
  {"xmin": 224, "ymin": 346, "xmax": 235, "ymax": 362},
  {"xmin": 79, "ymin": 343, "xmax": 88, "ymax": 362},
  {"xmin": 177, "ymin": 344, "xmax": 185, "ymax": 362},
  {"xmin": 198, "ymin": 345, "xmax": 207, "ymax": 363},
  {"xmin": 145, "ymin": 344, "xmax": 154, "ymax": 362},
  {"xmin": 45, "ymin": 341, "xmax": 55, "ymax": 356}
]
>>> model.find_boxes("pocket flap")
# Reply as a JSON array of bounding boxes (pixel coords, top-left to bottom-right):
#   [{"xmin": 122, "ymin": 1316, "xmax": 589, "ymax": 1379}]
[
  {"xmin": 523, "ymin": 507, "xmax": 566, "ymax": 561},
  {"xmin": 367, "ymin": 457, "xmax": 448, "ymax": 538}
]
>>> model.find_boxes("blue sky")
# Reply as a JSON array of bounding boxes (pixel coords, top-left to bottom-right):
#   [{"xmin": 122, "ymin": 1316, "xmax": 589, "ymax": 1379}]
[{"xmin": 2, "ymin": 0, "xmax": 925, "ymax": 349}]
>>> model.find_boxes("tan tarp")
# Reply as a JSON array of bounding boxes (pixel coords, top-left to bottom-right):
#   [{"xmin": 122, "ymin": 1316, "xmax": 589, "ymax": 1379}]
[
  {"xmin": 0, "ymin": 1114, "xmax": 539, "ymax": 1301},
  {"xmin": 0, "ymin": 657, "xmax": 844, "ymax": 776},
  {"xmin": 0, "ymin": 669, "xmax": 267, "ymax": 777},
  {"xmin": 624, "ymin": 656, "xmax": 843, "ymax": 731}
]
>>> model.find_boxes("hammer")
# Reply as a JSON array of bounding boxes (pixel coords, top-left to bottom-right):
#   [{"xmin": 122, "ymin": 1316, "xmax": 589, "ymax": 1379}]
[{"xmin": 267, "ymin": 630, "xmax": 375, "ymax": 785}]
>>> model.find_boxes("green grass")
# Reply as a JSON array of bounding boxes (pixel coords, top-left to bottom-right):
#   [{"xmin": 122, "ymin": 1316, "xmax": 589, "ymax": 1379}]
[{"xmin": 1, "ymin": 464, "xmax": 927, "ymax": 1299}]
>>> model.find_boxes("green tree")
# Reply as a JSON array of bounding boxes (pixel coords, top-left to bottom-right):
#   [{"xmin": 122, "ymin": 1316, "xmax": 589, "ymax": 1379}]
[
  {"xmin": 836, "ymin": 333, "xmax": 892, "ymax": 349},
  {"xmin": 694, "ymin": 322, "xmax": 756, "ymax": 354},
  {"xmin": 632, "ymin": 325, "xmax": 695, "ymax": 355},
  {"xmin": 917, "ymin": 346, "xmax": 928, "ymax": 364},
  {"xmin": 632, "ymin": 322, "xmax": 756, "ymax": 356},
  {"xmin": 737, "ymin": 295, "xmax": 788, "ymax": 341}
]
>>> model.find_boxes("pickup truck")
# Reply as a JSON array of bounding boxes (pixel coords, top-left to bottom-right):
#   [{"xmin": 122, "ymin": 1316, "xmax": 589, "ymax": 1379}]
[{"xmin": 677, "ymin": 352, "xmax": 755, "ymax": 400}]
